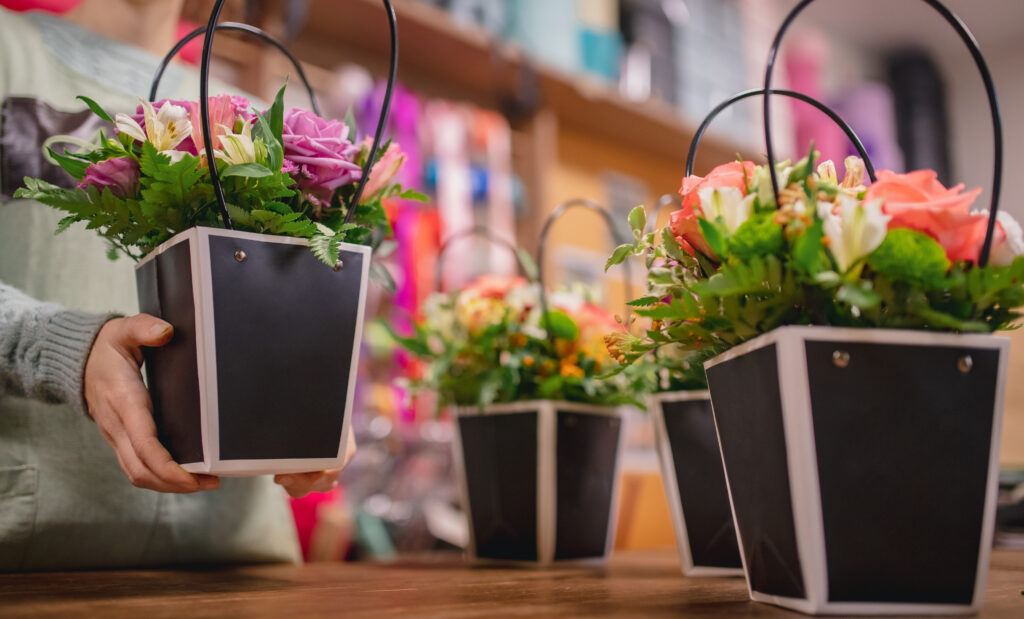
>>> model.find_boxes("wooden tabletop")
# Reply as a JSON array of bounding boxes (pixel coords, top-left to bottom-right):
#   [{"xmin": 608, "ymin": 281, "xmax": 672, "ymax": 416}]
[{"xmin": 2, "ymin": 550, "xmax": 1023, "ymax": 618}]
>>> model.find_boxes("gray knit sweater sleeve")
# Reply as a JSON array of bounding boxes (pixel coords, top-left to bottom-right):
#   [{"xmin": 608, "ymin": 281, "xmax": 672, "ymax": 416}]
[{"xmin": 0, "ymin": 281, "xmax": 116, "ymax": 414}]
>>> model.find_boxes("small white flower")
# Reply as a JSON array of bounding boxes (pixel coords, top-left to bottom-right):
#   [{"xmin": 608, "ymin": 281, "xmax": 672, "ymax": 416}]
[
  {"xmin": 115, "ymin": 98, "xmax": 192, "ymax": 161},
  {"xmin": 699, "ymin": 186, "xmax": 754, "ymax": 234},
  {"xmin": 216, "ymin": 122, "xmax": 257, "ymax": 166},
  {"xmin": 824, "ymin": 195, "xmax": 891, "ymax": 274},
  {"xmin": 984, "ymin": 210, "xmax": 1024, "ymax": 267},
  {"xmin": 817, "ymin": 160, "xmax": 838, "ymax": 185}
]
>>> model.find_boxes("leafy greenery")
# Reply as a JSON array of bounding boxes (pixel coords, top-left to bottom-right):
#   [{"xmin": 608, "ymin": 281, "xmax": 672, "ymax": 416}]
[
  {"xmin": 386, "ymin": 277, "xmax": 638, "ymax": 409},
  {"xmin": 15, "ymin": 85, "xmax": 424, "ymax": 288},
  {"xmin": 606, "ymin": 149, "xmax": 1024, "ymax": 375}
]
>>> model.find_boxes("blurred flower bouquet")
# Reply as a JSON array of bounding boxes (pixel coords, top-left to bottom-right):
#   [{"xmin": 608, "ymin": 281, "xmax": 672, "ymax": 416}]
[
  {"xmin": 16, "ymin": 86, "xmax": 423, "ymax": 283},
  {"xmin": 390, "ymin": 274, "xmax": 635, "ymax": 408},
  {"xmin": 391, "ymin": 273, "xmax": 629, "ymax": 565},
  {"xmin": 607, "ymin": 151, "xmax": 1024, "ymax": 364}
]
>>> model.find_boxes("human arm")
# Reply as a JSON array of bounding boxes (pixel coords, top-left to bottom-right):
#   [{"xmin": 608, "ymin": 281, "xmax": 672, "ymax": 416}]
[{"xmin": 0, "ymin": 280, "xmax": 217, "ymax": 493}]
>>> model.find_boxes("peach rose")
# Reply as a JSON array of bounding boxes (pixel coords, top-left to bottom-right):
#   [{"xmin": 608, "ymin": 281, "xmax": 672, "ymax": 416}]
[
  {"xmin": 865, "ymin": 169, "xmax": 989, "ymax": 263},
  {"xmin": 679, "ymin": 161, "xmax": 757, "ymax": 210},
  {"xmin": 463, "ymin": 274, "xmax": 527, "ymax": 300},
  {"xmin": 669, "ymin": 204, "xmax": 716, "ymax": 258}
]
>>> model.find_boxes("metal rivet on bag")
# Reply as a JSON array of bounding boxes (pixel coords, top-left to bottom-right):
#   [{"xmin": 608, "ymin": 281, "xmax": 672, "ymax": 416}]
[
  {"xmin": 832, "ymin": 350, "xmax": 850, "ymax": 368},
  {"xmin": 958, "ymin": 355, "xmax": 974, "ymax": 374},
  {"xmin": 333, "ymin": 260, "xmax": 344, "ymax": 272},
  {"xmin": 234, "ymin": 249, "xmax": 247, "ymax": 263}
]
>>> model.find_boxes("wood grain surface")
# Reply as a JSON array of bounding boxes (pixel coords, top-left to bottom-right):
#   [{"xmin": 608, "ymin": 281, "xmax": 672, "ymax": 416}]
[{"xmin": 2, "ymin": 550, "xmax": 1023, "ymax": 618}]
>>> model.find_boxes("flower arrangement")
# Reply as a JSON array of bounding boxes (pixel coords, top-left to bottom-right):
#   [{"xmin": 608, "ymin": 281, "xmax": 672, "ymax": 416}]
[
  {"xmin": 388, "ymin": 274, "xmax": 637, "ymax": 408},
  {"xmin": 15, "ymin": 86, "xmax": 423, "ymax": 285},
  {"xmin": 605, "ymin": 149, "xmax": 1024, "ymax": 366}
]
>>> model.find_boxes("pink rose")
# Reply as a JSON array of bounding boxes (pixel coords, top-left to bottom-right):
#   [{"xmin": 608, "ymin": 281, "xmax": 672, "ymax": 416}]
[
  {"xmin": 281, "ymin": 108, "xmax": 361, "ymax": 205},
  {"xmin": 865, "ymin": 169, "xmax": 989, "ymax": 263},
  {"xmin": 78, "ymin": 157, "xmax": 140, "ymax": 199}
]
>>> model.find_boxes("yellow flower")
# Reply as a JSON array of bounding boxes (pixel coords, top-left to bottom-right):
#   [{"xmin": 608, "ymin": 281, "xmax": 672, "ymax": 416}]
[{"xmin": 559, "ymin": 362, "xmax": 585, "ymax": 379}]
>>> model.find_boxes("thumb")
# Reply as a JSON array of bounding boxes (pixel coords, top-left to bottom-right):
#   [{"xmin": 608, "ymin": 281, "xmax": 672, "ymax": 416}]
[{"xmin": 119, "ymin": 314, "xmax": 174, "ymax": 349}]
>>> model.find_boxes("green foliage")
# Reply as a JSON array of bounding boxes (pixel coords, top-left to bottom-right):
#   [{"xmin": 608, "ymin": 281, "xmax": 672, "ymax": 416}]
[
  {"xmin": 868, "ymin": 228, "xmax": 951, "ymax": 290},
  {"xmin": 605, "ymin": 151, "xmax": 1024, "ymax": 390},
  {"xmin": 385, "ymin": 282, "xmax": 638, "ymax": 408},
  {"xmin": 17, "ymin": 84, "xmax": 427, "ymax": 278},
  {"xmin": 728, "ymin": 213, "xmax": 784, "ymax": 261}
]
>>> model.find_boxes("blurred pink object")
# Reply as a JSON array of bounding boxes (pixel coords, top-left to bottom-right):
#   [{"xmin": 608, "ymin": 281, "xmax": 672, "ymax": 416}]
[
  {"xmin": 0, "ymin": 0, "xmax": 79, "ymax": 12},
  {"xmin": 289, "ymin": 487, "xmax": 343, "ymax": 561},
  {"xmin": 174, "ymin": 20, "xmax": 203, "ymax": 65},
  {"xmin": 784, "ymin": 32, "xmax": 844, "ymax": 164}
]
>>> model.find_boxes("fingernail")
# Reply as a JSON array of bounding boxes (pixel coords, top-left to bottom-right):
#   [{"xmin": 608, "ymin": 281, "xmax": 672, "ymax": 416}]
[{"xmin": 149, "ymin": 322, "xmax": 173, "ymax": 339}]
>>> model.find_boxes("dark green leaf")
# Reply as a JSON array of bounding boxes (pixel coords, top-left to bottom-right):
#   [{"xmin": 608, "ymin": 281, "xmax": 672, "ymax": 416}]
[
  {"xmin": 77, "ymin": 95, "xmax": 114, "ymax": 123},
  {"xmin": 46, "ymin": 146, "xmax": 90, "ymax": 180}
]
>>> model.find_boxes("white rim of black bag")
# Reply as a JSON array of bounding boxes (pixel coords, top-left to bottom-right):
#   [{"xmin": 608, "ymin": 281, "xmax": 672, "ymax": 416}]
[
  {"xmin": 648, "ymin": 390, "xmax": 744, "ymax": 577},
  {"xmin": 704, "ymin": 325, "xmax": 1008, "ymax": 615},
  {"xmin": 451, "ymin": 400, "xmax": 625, "ymax": 567},
  {"xmin": 136, "ymin": 226, "xmax": 370, "ymax": 476}
]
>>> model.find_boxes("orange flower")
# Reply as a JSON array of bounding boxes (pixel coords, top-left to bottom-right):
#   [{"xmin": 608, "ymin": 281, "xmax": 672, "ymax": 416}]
[{"xmin": 865, "ymin": 169, "xmax": 989, "ymax": 263}]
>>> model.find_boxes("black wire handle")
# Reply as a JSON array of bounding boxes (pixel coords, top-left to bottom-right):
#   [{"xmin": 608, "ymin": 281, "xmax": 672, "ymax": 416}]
[
  {"xmin": 687, "ymin": 88, "xmax": 876, "ymax": 182},
  {"xmin": 763, "ymin": 0, "xmax": 1002, "ymax": 265},
  {"xmin": 150, "ymin": 23, "xmax": 320, "ymax": 116},
  {"xmin": 434, "ymin": 225, "xmax": 535, "ymax": 292},
  {"xmin": 197, "ymin": 0, "xmax": 399, "ymax": 231},
  {"xmin": 537, "ymin": 198, "xmax": 636, "ymax": 347}
]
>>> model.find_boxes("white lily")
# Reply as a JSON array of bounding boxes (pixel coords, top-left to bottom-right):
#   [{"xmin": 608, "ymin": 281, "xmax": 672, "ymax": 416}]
[
  {"xmin": 817, "ymin": 160, "xmax": 838, "ymax": 185},
  {"xmin": 216, "ymin": 122, "xmax": 258, "ymax": 166},
  {"xmin": 983, "ymin": 210, "xmax": 1024, "ymax": 267},
  {"xmin": 699, "ymin": 186, "xmax": 755, "ymax": 234},
  {"xmin": 824, "ymin": 195, "xmax": 890, "ymax": 276},
  {"xmin": 115, "ymin": 99, "xmax": 192, "ymax": 162}
]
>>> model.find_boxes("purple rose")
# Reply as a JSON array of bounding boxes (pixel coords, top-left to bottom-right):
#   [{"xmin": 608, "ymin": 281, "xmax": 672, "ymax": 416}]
[
  {"xmin": 78, "ymin": 157, "xmax": 140, "ymax": 199},
  {"xmin": 281, "ymin": 107, "xmax": 361, "ymax": 205}
]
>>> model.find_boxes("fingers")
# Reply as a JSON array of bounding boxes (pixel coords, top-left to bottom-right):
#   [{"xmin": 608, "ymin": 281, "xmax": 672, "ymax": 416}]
[
  {"xmin": 274, "ymin": 469, "xmax": 341, "ymax": 499},
  {"xmin": 117, "ymin": 314, "xmax": 174, "ymax": 355},
  {"xmin": 86, "ymin": 315, "xmax": 214, "ymax": 494}
]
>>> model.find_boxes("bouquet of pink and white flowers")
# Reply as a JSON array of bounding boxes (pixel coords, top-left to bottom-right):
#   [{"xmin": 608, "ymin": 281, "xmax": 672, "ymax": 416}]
[{"xmin": 16, "ymin": 86, "xmax": 423, "ymax": 286}]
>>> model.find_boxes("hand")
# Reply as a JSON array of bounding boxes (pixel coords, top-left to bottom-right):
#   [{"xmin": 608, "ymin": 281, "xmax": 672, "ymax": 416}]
[
  {"xmin": 274, "ymin": 431, "xmax": 357, "ymax": 498},
  {"xmin": 84, "ymin": 314, "xmax": 219, "ymax": 493}
]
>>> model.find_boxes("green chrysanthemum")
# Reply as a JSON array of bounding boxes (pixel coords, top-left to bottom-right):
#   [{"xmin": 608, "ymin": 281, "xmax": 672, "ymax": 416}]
[{"xmin": 868, "ymin": 228, "xmax": 951, "ymax": 289}]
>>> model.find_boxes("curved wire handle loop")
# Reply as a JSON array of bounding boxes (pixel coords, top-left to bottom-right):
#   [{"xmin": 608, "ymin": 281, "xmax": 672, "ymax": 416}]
[
  {"xmin": 434, "ymin": 225, "xmax": 535, "ymax": 292},
  {"xmin": 151, "ymin": 22, "xmax": 320, "ymax": 116},
  {"xmin": 537, "ymin": 198, "xmax": 636, "ymax": 347},
  {"xmin": 687, "ymin": 88, "xmax": 876, "ymax": 182},
  {"xmin": 198, "ymin": 0, "xmax": 399, "ymax": 230},
  {"xmin": 763, "ymin": 0, "xmax": 1002, "ymax": 265}
]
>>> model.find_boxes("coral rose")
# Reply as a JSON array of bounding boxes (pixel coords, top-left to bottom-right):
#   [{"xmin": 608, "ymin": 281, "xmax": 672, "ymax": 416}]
[
  {"xmin": 866, "ymin": 169, "xmax": 987, "ymax": 263},
  {"xmin": 679, "ymin": 160, "xmax": 757, "ymax": 210},
  {"xmin": 669, "ymin": 204, "xmax": 716, "ymax": 258},
  {"xmin": 463, "ymin": 275, "xmax": 527, "ymax": 300}
]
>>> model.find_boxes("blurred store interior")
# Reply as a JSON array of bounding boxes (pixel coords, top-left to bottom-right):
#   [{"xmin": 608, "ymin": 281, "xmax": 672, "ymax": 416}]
[{"xmin": 10, "ymin": 0, "xmax": 1024, "ymax": 560}]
